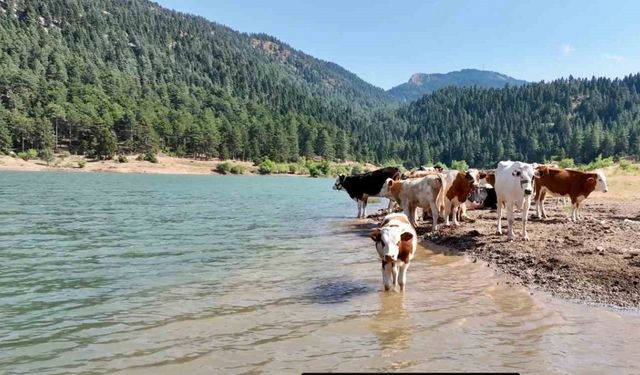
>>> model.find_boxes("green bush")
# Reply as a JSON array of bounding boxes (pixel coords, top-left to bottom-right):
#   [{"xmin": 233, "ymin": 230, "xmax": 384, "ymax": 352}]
[
  {"xmin": 143, "ymin": 152, "xmax": 158, "ymax": 163},
  {"xmin": 619, "ymin": 159, "xmax": 639, "ymax": 172},
  {"xmin": 216, "ymin": 161, "xmax": 232, "ymax": 174},
  {"xmin": 77, "ymin": 160, "xmax": 86, "ymax": 168},
  {"xmin": 555, "ymin": 158, "xmax": 576, "ymax": 169},
  {"xmin": 450, "ymin": 160, "xmax": 469, "ymax": 171},
  {"xmin": 59, "ymin": 151, "xmax": 71, "ymax": 160},
  {"xmin": 18, "ymin": 149, "xmax": 38, "ymax": 161},
  {"xmin": 117, "ymin": 155, "xmax": 129, "ymax": 163},
  {"xmin": 434, "ymin": 162, "xmax": 448, "ymax": 170},
  {"xmin": 229, "ymin": 164, "xmax": 246, "ymax": 174},
  {"xmin": 351, "ymin": 164, "xmax": 364, "ymax": 175},
  {"xmin": 39, "ymin": 149, "xmax": 55, "ymax": 165},
  {"xmin": 309, "ymin": 166, "xmax": 321, "ymax": 178},
  {"xmin": 583, "ymin": 155, "xmax": 614, "ymax": 171},
  {"xmin": 288, "ymin": 163, "xmax": 299, "ymax": 174},
  {"xmin": 136, "ymin": 154, "xmax": 145, "ymax": 161},
  {"xmin": 258, "ymin": 158, "xmax": 276, "ymax": 174}
]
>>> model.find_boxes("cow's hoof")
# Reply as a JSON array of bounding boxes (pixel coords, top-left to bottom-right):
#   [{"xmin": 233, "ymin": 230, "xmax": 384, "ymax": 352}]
[
  {"xmin": 523, "ymin": 236, "xmax": 530, "ymax": 241},
  {"xmin": 398, "ymin": 284, "xmax": 405, "ymax": 291}
]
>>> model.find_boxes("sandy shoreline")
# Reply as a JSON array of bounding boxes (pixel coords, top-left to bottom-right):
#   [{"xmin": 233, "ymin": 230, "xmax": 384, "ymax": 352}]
[{"xmin": 0, "ymin": 155, "xmax": 304, "ymax": 176}]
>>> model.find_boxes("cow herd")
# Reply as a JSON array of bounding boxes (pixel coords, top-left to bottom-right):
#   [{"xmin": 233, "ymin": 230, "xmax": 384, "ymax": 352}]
[{"xmin": 333, "ymin": 161, "xmax": 609, "ymax": 291}]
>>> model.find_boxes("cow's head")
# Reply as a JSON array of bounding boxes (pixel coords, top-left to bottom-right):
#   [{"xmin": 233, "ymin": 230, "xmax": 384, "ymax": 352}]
[
  {"xmin": 464, "ymin": 168, "xmax": 483, "ymax": 188},
  {"xmin": 379, "ymin": 178, "xmax": 395, "ymax": 198},
  {"xmin": 593, "ymin": 170, "xmax": 609, "ymax": 193},
  {"xmin": 536, "ymin": 165, "xmax": 549, "ymax": 177},
  {"xmin": 333, "ymin": 175, "xmax": 346, "ymax": 190},
  {"xmin": 511, "ymin": 163, "xmax": 536, "ymax": 196},
  {"xmin": 370, "ymin": 226, "xmax": 414, "ymax": 290},
  {"xmin": 469, "ymin": 187, "xmax": 488, "ymax": 204}
]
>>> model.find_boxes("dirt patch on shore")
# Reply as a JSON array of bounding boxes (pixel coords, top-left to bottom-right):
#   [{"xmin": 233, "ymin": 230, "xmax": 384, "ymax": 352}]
[{"xmin": 369, "ymin": 196, "xmax": 640, "ymax": 308}]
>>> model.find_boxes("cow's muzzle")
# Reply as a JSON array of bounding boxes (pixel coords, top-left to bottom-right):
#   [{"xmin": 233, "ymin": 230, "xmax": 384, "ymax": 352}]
[{"xmin": 524, "ymin": 189, "xmax": 532, "ymax": 195}]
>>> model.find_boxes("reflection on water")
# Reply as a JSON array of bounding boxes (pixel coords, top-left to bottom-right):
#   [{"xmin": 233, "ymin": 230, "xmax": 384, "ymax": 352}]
[
  {"xmin": 371, "ymin": 293, "xmax": 411, "ymax": 352},
  {"xmin": 1, "ymin": 172, "xmax": 639, "ymax": 375}
]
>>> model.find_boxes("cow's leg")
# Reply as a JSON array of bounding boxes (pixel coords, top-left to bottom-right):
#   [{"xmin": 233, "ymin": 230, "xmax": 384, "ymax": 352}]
[
  {"xmin": 382, "ymin": 263, "xmax": 393, "ymax": 291},
  {"xmin": 361, "ymin": 196, "xmax": 368, "ymax": 219},
  {"xmin": 444, "ymin": 199, "xmax": 452, "ymax": 226},
  {"xmin": 386, "ymin": 198, "xmax": 394, "ymax": 213},
  {"xmin": 523, "ymin": 196, "xmax": 531, "ymax": 241},
  {"xmin": 507, "ymin": 201, "xmax": 515, "ymax": 241},
  {"xmin": 430, "ymin": 201, "xmax": 439, "ymax": 231},
  {"xmin": 356, "ymin": 199, "xmax": 362, "ymax": 218},
  {"xmin": 540, "ymin": 190, "xmax": 549, "ymax": 219},
  {"xmin": 392, "ymin": 263, "xmax": 399, "ymax": 290},
  {"xmin": 535, "ymin": 188, "xmax": 544, "ymax": 218},
  {"xmin": 496, "ymin": 199, "xmax": 503, "ymax": 234},
  {"xmin": 403, "ymin": 202, "xmax": 417, "ymax": 228},
  {"xmin": 569, "ymin": 197, "xmax": 577, "ymax": 222},
  {"xmin": 398, "ymin": 262, "xmax": 410, "ymax": 291},
  {"xmin": 451, "ymin": 200, "xmax": 460, "ymax": 226}
]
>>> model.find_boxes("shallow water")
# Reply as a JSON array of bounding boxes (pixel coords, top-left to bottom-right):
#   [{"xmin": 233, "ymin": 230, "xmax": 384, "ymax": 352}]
[{"xmin": 1, "ymin": 171, "xmax": 639, "ymax": 375}]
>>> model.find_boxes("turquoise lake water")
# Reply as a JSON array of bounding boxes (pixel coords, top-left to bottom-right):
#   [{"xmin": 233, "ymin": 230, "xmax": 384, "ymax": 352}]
[{"xmin": 1, "ymin": 171, "xmax": 639, "ymax": 375}]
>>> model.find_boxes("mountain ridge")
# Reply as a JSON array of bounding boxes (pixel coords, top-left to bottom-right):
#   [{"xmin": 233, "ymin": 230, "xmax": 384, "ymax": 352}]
[{"xmin": 388, "ymin": 69, "xmax": 528, "ymax": 102}]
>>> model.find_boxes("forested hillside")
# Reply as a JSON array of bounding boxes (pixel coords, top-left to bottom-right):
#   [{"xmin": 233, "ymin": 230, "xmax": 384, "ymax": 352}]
[
  {"xmin": 388, "ymin": 69, "xmax": 527, "ymax": 102},
  {"xmin": 391, "ymin": 75, "xmax": 640, "ymax": 167},
  {"xmin": 1, "ymin": 0, "xmax": 640, "ymax": 169},
  {"xmin": 0, "ymin": 0, "xmax": 393, "ymax": 162}
]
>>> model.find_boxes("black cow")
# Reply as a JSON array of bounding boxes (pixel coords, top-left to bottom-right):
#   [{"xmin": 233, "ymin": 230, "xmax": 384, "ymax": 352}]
[
  {"xmin": 468, "ymin": 186, "xmax": 497, "ymax": 209},
  {"xmin": 333, "ymin": 167, "xmax": 401, "ymax": 218}
]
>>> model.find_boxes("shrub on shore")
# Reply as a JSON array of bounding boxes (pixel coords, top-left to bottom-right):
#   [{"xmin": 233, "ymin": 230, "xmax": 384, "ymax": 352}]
[
  {"xmin": 117, "ymin": 155, "xmax": 129, "ymax": 163},
  {"xmin": 582, "ymin": 155, "xmax": 614, "ymax": 171},
  {"xmin": 217, "ymin": 161, "xmax": 246, "ymax": 174},
  {"xmin": 17, "ymin": 149, "xmax": 38, "ymax": 161},
  {"xmin": 77, "ymin": 160, "xmax": 86, "ymax": 168},
  {"xmin": 143, "ymin": 152, "xmax": 158, "ymax": 163},
  {"xmin": 39, "ymin": 149, "xmax": 55, "ymax": 165}
]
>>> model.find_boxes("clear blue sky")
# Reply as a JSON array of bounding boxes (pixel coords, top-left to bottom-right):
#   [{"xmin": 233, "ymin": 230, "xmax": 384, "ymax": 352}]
[{"xmin": 155, "ymin": 0, "xmax": 639, "ymax": 89}]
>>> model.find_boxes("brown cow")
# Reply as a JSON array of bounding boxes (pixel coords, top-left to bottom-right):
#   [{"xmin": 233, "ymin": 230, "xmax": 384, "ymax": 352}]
[
  {"xmin": 534, "ymin": 166, "xmax": 609, "ymax": 221},
  {"xmin": 441, "ymin": 169, "xmax": 486, "ymax": 226}
]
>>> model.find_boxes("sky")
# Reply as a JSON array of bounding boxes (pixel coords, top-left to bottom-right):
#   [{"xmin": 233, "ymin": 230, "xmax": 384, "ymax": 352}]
[{"xmin": 155, "ymin": 0, "xmax": 640, "ymax": 90}]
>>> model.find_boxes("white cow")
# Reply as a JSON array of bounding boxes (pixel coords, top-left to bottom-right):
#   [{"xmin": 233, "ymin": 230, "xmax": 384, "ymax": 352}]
[
  {"xmin": 379, "ymin": 175, "xmax": 445, "ymax": 230},
  {"xmin": 370, "ymin": 213, "xmax": 417, "ymax": 291},
  {"xmin": 494, "ymin": 161, "xmax": 539, "ymax": 241}
]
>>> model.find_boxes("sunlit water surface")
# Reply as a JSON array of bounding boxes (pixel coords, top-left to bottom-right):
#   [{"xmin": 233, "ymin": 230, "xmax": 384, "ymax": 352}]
[{"xmin": 1, "ymin": 171, "xmax": 639, "ymax": 375}]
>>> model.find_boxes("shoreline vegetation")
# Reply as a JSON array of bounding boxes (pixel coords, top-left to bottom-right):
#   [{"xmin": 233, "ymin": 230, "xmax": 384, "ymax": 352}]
[{"xmin": 0, "ymin": 152, "xmax": 378, "ymax": 177}]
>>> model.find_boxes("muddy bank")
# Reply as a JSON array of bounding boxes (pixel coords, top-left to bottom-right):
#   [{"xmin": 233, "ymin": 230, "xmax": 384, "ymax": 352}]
[{"xmin": 369, "ymin": 199, "xmax": 640, "ymax": 308}]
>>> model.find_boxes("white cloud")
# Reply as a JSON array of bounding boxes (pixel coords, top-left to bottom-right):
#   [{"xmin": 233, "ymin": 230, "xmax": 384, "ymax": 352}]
[
  {"xmin": 560, "ymin": 44, "xmax": 575, "ymax": 56},
  {"xmin": 604, "ymin": 54, "xmax": 625, "ymax": 62}
]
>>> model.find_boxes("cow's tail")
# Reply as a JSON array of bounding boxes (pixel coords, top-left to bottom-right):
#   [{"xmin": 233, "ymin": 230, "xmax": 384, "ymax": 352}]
[{"xmin": 435, "ymin": 174, "xmax": 447, "ymax": 217}]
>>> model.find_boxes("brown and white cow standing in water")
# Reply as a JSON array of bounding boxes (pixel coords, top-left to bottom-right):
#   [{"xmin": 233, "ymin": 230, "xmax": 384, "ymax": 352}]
[
  {"xmin": 534, "ymin": 166, "xmax": 608, "ymax": 221},
  {"xmin": 379, "ymin": 174, "xmax": 445, "ymax": 230},
  {"xmin": 370, "ymin": 213, "xmax": 417, "ymax": 291}
]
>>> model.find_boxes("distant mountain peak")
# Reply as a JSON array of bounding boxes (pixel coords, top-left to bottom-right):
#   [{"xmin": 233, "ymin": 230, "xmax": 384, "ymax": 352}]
[{"xmin": 388, "ymin": 69, "xmax": 528, "ymax": 102}]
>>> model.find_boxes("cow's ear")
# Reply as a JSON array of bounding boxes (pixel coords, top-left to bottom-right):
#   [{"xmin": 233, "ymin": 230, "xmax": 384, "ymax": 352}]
[
  {"xmin": 387, "ymin": 179, "xmax": 394, "ymax": 187},
  {"xmin": 537, "ymin": 166, "xmax": 547, "ymax": 176},
  {"xmin": 479, "ymin": 172, "xmax": 487, "ymax": 179},
  {"xmin": 587, "ymin": 177, "xmax": 596, "ymax": 184},
  {"xmin": 370, "ymin": 229, "xmax": 381, "ymax": 242},
  {"xmin": 400, "ymin": 232, "xmax": 414, "ymax": 242}
]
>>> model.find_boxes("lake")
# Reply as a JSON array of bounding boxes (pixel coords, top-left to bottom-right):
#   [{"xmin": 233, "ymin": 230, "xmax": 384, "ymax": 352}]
[{"xmin": 1, "ymin": 171, "xmax": 639, "ymax": 374}]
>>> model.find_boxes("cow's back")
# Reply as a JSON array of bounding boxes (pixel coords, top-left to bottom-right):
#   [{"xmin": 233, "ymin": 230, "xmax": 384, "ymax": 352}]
[{"xmin": 537, "ymin": 168, "xmax": 596, "ymax": 197}]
